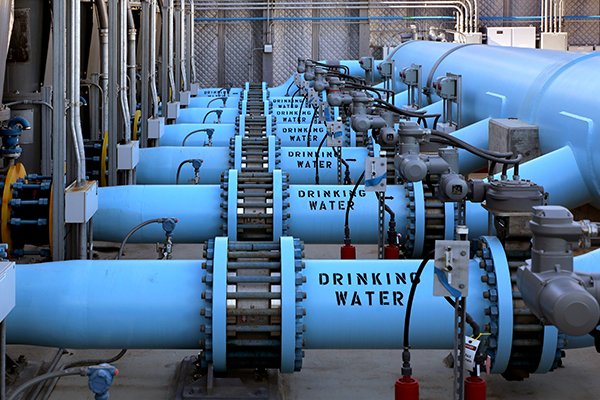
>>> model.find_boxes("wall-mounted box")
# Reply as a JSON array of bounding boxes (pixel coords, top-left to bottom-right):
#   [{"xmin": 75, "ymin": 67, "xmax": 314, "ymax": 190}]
[
  {"xmin": 167, "ymin": 101, "xmax": 180, "ymax": 120},
  {"xmin": 541, "ymin": 32, "xmax": 569, "ymax": 51},
  {"xmin": 180, "ymin": 91, "xmax": 191, "ymax": 107},
  {"xmin": 148, "ymin": 117, "xmax": 165, "ymax": 139},
  {"xmin": 486, "ymin": 27, "xmax": 536, "ymax": 48},
  {"xmin": 65, "ymin": 180, "xmax": 98, "ymax": 223},
  {"xmin": 0, "ymin": 261, "xmax": 15, "ymax": 322},
  {"xmin": 117, "ymin": 140, "xmax": 140, "ymax": 170},
  {"xmin": 190, "ymin": 83, "xmax": 200, "ymax": 96}
]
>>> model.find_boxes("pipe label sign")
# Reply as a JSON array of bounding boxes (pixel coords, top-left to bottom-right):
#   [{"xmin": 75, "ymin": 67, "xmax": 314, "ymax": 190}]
[{"xmin": 318, "ymin": 272, "xmax": 417, "ymax": 307}]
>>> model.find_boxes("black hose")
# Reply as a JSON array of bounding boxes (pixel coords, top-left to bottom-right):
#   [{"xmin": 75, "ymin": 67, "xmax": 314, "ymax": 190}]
[
  {"xmin": 403, "ymin": 251, "xmax": 435, "ymax": 350},
  {"xmin": 306, "ymin": 106, "xmax": 318, "ymax": 147},
  {"xmin": 428, "ymin": 136, "xmax": 514, "ymax": 158},
  {"xmin": 326, "ymin": 70, "xmax": 366, "ymax": 85},
  {"xmin": 63, "ymin": 349, "xmax": 128, "ymax": 369},
  {"xmin": 290, "ymin": 87, "xmax": 301, "ymax": 102},
  {"xmin": 117, "ymin": 218, "xmax": 173, "ymax": 260},
  {"xmin": 202, "ymin": 109, "xmax": 221, "ymax": 124},
  {"xmin": 297, "ymin": 95, "xmax": 306, "ymax": 123},
  {"xmin": 182, "ymin": 129, "xmax": 212, "ymax": 146},
  {"xmin": 431, "ymin": 131, "xmax": 523, "ymax": 165},
  {"xmin": 343, "ymin": 171, "xmax": 365, "ymax": 244},
  {"xmin": 314, "ymin": 132, "xmax": 329, "ymax": 185},
  {"xmin": 176, "ymin": 159, "xmax": 201, "ymax": 184},
  {"xmin": 309, "ymin": 60, "xmax": 350, "ymax": 75},
  {"xmin": 285, "ymin": 80, "xmax": 295, "ymax": 96}
]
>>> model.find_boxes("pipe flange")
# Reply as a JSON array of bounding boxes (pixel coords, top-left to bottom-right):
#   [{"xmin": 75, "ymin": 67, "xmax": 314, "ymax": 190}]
[
  {"xmin": 476, "ymin": 237, "xmax": 563, "ymax": 379},
  {"xmin": 201, "ymin": 237, "xmax": 305, "ymax": 372}
]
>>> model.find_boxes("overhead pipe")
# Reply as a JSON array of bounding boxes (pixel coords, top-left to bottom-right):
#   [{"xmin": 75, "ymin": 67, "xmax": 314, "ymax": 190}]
[{"xmin": 5, "ymin": 244, "xmax": 599, "ymax": 365}]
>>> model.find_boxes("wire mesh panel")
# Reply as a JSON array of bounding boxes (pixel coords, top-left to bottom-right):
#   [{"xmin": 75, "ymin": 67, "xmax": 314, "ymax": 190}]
[
  {"xmin": 272, "ymin": 9, "xmax": 312, "ymax": 85},
  {"xmin": 194, "ymin": 9, "xmax": 219, "ymax": 87},
  {"xmin": 318, "ymin": 7, "xmax": 360, "ymax": 62},
  {"xmin": 564, "ymin": 1, "xmax": 600, "ymax": 45},
  {"xmin": 224, "ymin": 10, "xmax": 263, "ymax": 86}
]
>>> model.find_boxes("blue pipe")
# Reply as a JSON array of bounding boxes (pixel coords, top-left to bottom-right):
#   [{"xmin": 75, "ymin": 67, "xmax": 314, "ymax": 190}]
[
  {"xmin": 388, "ymin": 42, "xmax": 600, "ymax": 206},
  {"xmin": 93, "ymin": 184, "xmax": 409, "ymax": 244},
  {"xmin": 7, "ymin": 260, "xmax": 207, "ymax": 348},
  {"xmin": 136, "ymin": 146, "xmax": 371, "ymax": 185},
  {"xmin": 274, "ymin": 123, "xmax": 328, "ymax": 146},
  {"xmin": 7, "ymin": 248, "xmax": 599, "ymax": 353},
  {"xmin": 176, "ymin": 108, "xmax": 239, "ymax": 124},
  {"xmin": 136, "ymin": 147, "xmax": 230, "ymax": 185},
  {"xmin": 189, "ymin": 96, "xmax": 240, "ymax": 108},
  {"xmin": 452, "ymin": 118, "xmax": 492, "ymax": 174},
  {"xmin": 160, "ymin": 123, "xmax": 237, "ymax": 147},
  {"xmin": 195, "ymin": 88, "xmax": 244, "ymax": 97}
]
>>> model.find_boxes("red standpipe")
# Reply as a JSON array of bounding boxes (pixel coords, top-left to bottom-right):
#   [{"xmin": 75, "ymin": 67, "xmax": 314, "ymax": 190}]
[
  {"xmin": 395, "ymin": 376, "xmax": 419, "ymax": 400},
  {"xmin": 464, "ymin": 376, "xmax": 486, "ymax": 400},
  {"xmin": 384, "ymin": 244, "xmax": 400, "ymax": 259},
  {"xmin": 340, "ymin": 243, "xmax": 357, "ymax": 259}
]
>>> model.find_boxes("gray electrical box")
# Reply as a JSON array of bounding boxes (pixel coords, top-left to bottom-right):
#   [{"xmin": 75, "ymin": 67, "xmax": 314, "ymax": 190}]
[
  {"xmin": 488, "ymin": 118, "xmax": 540, "ymax": 174},
  {"xmin": 433, "ymin": 240, "xmax": 470, "ymax": 297},
  {"xmin": 0, "ymin": 261, "xmax": 16, "ymax": 321}
]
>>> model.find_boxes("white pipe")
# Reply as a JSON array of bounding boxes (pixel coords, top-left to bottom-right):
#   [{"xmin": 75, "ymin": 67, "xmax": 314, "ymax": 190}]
[
  {"xmin": 70, "ymin": 0, "xmax": 86, "ymax": 185},
  {"xmin": 180, "ymin": 1, "xmax": 188, "ymax": 91},
  {"xmin": 168, "ymin": 0, "xmax": 176, "ymax": 99},
  {"xmin": 189, "ymin": 0, "xmax": 198, "ymax": 83},
  {"xmin": 558, "ymin": 0, "xmax": 563, "ymax": 33},
  {"xmin": 121, "ymin": 0, "xmax": 132, "ymax": 140},
  {"xmin": 196, "ymin": 2, "xmax": 470, "ymax": 34},
  {"xmin": 541, "ymin": 0, "xmax": 545, "ymax": 33},
  {"xmin": 150, "ymin": 0, "xmax": 159, "ymax": 117}
]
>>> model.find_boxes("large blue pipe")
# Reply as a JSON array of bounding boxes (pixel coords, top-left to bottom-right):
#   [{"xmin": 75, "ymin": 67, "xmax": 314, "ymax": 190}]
[
  {"xmin": 388, "ymin": 42, "xmax": 600, "ymax": 205},
  {"xmin": 189, "ymin": 96, "xmax": 240, "ymax": 108},
  {"xmin": 177, "ymin": 107, "xmax": 239, "ymax": 124},
  {"xmin": 92, "ymin": 184, "xmax": 409, "ymax": 244},
  {"xmin": 160, "ymin": 123, "xmax": 237, "ymax": 147},
  {"xmin": 136, "ymin": 146, "xmax": 370, "ymax": 185},
  {"xmin": 7, "ymin": 247, "xmax": 599, "ymax": 351}
]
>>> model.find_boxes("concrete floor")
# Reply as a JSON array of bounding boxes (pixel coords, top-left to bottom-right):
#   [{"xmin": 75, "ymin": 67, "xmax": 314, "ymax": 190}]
[{"xmin": 6, "ymin": 243, "xmax": 600, "ymax": 399}]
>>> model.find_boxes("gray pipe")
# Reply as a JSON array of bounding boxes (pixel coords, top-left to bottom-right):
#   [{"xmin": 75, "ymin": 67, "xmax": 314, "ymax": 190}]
[
  {"xmin": 127, "ymin": 5, "xmax": 137, "ymax": 118},
  {"xmin": 95, "ymin": 0, "xmax": 109, "ymax": 137}
]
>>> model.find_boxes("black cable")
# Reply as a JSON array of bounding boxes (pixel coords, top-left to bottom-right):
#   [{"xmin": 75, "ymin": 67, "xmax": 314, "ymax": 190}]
[
  {"xmin": 182, "ymin": 128, "xmax": 213, "ymax": 146},
  {"xmin": 431, "ymin": 131, "xmax": 523, "ymax": 165},
  {"xmin": 176, "ymin": 159, "xmax": 200, "ymax": 184},
  {"xmin": 326, "ymin": 70, "xmax": 366, "ymax": 85},
  {"xmin": 63, "ymin": 349, "xmax": 128, "ymax": 369},
  {"xmin": 306, "ymin": 106, "xmax": 318, "ymax": 147},
  {"xmin": 202, "ymin": 109, "xmax": 222, "ymax": 124},
  {"xmin": 297, "ymin": 95, "xmax": 307, "ymax": 123},
  {"xmin": 285, "ymin": 80, "xmax": 295, "ymax": 96},
  {"xmin": 290, "ymin": 87, "xmax": 301, "ymax": 102},
  {"xmin": 404, "ymin": 251, "xmax": 435, "ymax": 349},
  {"xmin": 343, "ymin": 171, "xmax": 365, "ymax": 244},
  {"xmin": 428, "ymin": 136, "xmax": 513, "ymax": 159},
  {"xmin": 308, "ymin": 60, "xmax": 350, "ymax": 74},
  {"xmin": 314, "ymin": 133, "xmax": 329, "ymax": 185}
]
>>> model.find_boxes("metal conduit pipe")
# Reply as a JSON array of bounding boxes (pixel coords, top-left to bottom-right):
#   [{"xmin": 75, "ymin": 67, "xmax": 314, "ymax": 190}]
[
  {"xmin": 194, "ymin": 1, "xmax": 472, "ymax": 32},
  {"xmin": 94, "ymin": 0, "xmax": 109, "ymax": 136},
  {"xmin": 127, "ymin": 4, "xmax": 137, "ymax": 118},
  {"xmin": 5, "ymin": 245, "xmax": 600, "ymax": 366},
  {"xmin": 69, "ymin": 0, "xmax": 87, "ymax": 186}
]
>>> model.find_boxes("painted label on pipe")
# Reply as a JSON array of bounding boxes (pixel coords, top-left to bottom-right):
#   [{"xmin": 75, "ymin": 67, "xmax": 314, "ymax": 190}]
[{"xmin": 276, "ymin": 123, "xmax": 326, "ymax": 145}]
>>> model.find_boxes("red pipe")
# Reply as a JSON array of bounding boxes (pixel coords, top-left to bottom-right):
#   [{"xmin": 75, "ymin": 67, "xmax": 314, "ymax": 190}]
[
  {"xmin": 395, "ymin": 376, "xmax": 419, "ymax": 400},
  {"xmin": 465, "ymin": 376, "xmax": 486, "ymax": 400}
]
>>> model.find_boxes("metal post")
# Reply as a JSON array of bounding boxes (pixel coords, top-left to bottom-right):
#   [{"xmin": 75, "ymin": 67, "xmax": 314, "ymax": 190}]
[
  {"xmin": 377, "ymin": 194, "xmax": 385, "ymax": 259},
  {"xmin": 453, "ymin": 297, "xmax": 466, "ymax": 400},
  {"xmin": 140, "ymin": 0, "xmax": 150, "ymax": 145},
  {"xmin": 108, "ymin": 0, "xmax": 120, "ymax": 185},
  {"xmin": 311, "ymin": 7, "xmax": 320, "ymax": 62},
  {"xmin": 160, "ymin": 0, "xmax": 171, "ymax": 111},
  {"xmin": 173, "ymin": 1, "xmax": 182, "ymax": 100},
  {"xmin": 52, "ymin": 0, "xmax": 66, "ymax": 260},
  {"xmin": 150, "ymin": 0, "xmax": 159, "ymax": 118},
  {"xmin": 357, "ymin": 1, "xmax": 370, "ymax": 57},
  {"xmin": 127, "ymin": 5, "xmax": 138, "ymax": 119}
]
